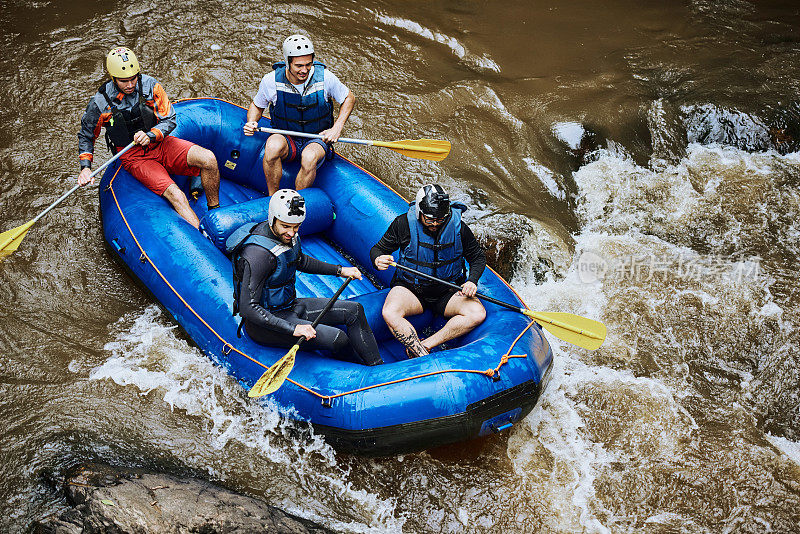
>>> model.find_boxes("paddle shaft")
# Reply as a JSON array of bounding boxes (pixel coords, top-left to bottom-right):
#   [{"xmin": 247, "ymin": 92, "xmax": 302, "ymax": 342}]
[
  {"xmin": 40, "ymin": 142, "xmax": 136, "ymax": 223},
  {"xmin": 0, "ymin": 141, "xmax": 136, "ymax": 252},
  {"xmin": 255, "ymin": 127, "xmax": 448, "ymax": 154},
  {"xmin": 293, "ymin": 276, "xmax": 353, "ymax": 349},
  {"xmin": 390, "ymin": 262, "xmax": 524, "ymax": 313},
  {"xmin": 391, "ymin": 262, "xmax": 605, "ymax": 343},
  {"xmin": 257, "ymin": 126, "xmax": 372, "ymax": 146}
]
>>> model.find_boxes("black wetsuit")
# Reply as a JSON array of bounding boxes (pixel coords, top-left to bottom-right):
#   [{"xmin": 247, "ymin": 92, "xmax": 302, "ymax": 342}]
[
  {"xmin": 369, "ymin": 214, "xmax": 486, "ymax": 315},
  {"xmin": 236, "ymin": 232, "xmax": 383, "ymax": 366}
]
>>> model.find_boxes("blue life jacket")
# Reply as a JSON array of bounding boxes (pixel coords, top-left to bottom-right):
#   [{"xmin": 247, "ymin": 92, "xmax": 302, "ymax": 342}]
[
  {"xmin": 229, "ymin": 222, "xmax": 301, "ymax": 315},
  {"xmin": 269, "ymin": 61, "xmax": 334, "ymax": 134},
  {"xmin": 397, "ymin": 203, "xmax": 467, "ymax": 286}
]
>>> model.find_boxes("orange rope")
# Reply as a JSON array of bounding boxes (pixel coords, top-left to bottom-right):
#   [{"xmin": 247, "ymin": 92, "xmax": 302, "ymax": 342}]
[
  {"xmin": 481, "ymin": 318, "xmax": 536, "ymax": 378},
  {"xmin": 106, "ymin": 148, "xmax": 534, "ymax": 402},
  {"xmin": 326, "ymin": 368, "xmax": 493, "ymax": 401},
  {"xmin": 108, "ymin": 167, "xmax": 269, "ymax": 373}
]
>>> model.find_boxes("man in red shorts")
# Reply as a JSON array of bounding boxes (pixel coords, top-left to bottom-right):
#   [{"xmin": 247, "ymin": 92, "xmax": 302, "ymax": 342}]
[{"xmin": 78, "ymin": 46, "xmax": 220, "ymax": 228}]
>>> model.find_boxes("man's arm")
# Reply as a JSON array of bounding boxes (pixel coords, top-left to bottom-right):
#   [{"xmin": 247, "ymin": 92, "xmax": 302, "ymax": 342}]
[
  {"xmin": 147, "ymin": 82, "xmax": 177, "ymax": 142},
  {"xmin": 371, "ymin": 215, "xmax": 408, "ymax": 270},
  {"xmin": 244, "ymin": 73, "xmax": 276, "ymax": 136},
  {"xmin": 320, "ymin": 69, "xmax": 354, "ymax": 143},
  {"xmin": 243, "ymin": 101, "xmax": 265, "ymax": 136},
  {"xmin": 77, "ymin": 98, "xmax": 104, "ymax": 185},
  {"xmin": 320, "ymin": 90, "xmax": 354, "ymax": 144},
  {"xmin": 237, "ymin": 246, "xmax": 298, "ymax": 336},
  {"xmin": 297, "ymin": 252, "xmax": 363, "ymax": 279},
  {"xmin": 461, "ymin": 224, "xmax": 486, "ymax": 285},
  {"xmin": 296, "ymin": 253, "xmax": 340, "ymax": 276}
]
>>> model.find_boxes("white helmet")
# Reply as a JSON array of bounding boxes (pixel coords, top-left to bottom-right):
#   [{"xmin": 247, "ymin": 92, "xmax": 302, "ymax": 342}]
[
  {"xmin": 269, "ymin": 189, "xmax": 306, "ymax": 226},
  {"xmin": 282, "ymin": 34, "xmax": 314, "ymax": 64}
]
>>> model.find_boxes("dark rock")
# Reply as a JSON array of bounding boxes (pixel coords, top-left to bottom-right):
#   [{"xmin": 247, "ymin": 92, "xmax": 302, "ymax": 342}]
[
  {"xmin": 648, "ymin": 99, "xmax": 688, "ymax": 167},
  {"xmin": 479, "ymin": 234, "xmax": 518, "ymax": 281},
  {"xmin": 33, "ymin": 463, "xmax": 331, "ymax": 534},
  {"xmin": 473, "ymin": 215, "xmax": 564, "ymax": 284},
  {"xmin": 769, "ymin": 126, "xmax": 793, "ymax": 145}
]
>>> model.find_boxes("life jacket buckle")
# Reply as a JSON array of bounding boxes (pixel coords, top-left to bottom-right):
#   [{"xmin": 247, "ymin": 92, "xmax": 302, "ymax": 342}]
[{"xmin": 321, "ymin": 397, "xmax": 333, "ymax": 408}]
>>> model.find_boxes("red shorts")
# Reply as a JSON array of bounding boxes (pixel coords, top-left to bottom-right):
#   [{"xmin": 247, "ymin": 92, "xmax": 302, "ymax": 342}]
[{"xmin": 119, "ymin": 136, "xmax": 200, "ymax": 195}]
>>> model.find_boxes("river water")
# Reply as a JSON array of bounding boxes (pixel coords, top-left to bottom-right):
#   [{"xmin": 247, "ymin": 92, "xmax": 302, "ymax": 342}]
[{"xmin": 2, "ymin": 0, "xmax": 800, "ymax": 532}]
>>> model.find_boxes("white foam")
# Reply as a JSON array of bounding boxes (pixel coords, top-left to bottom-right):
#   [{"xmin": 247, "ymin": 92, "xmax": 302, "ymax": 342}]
[
  {"xmin": 501, "ymin": 136, "xmax": 800, "ymax": 532},
  {"xmin": 375, "ymin": 14, "xmax": 464, "ymax": 56},
  {"xmin": 682, "ymin": 103, "xmax": 772, "ymax": 151},
  {"xmin": 522, "ymin": 157, "xmax": 565, "ymax": 200},
  {"xmin": 644, "ymin": 512, "xmax": 700, "ymax": 529},
  {"xmin": 374, "ymin": 13, "xmax": 500, "ymax": 73},
  {"xmin": 90, "ymin": 305, "xmax": 404, "ymax": 533},
  {"xmin": 553, "ymin": 121, "xmax": 585, "ymax": 150},
  {"xmin": 474, "ymin": 56, "xmax": 501, "ymax": 73},
  {"xmin": 767, "ymin": 434, "xmax": 800, "ymax": 466}
]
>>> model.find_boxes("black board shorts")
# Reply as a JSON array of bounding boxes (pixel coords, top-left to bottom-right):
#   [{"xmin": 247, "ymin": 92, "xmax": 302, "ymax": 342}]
[{"xmin": 393, "ymin": 280, "xmax": 459, "ymax": 317}]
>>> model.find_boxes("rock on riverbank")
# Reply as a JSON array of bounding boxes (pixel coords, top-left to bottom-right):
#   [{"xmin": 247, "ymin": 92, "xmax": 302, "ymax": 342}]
[{"xmin": 34, "ymin": 463, "xmax": 331, "ymax": 534}]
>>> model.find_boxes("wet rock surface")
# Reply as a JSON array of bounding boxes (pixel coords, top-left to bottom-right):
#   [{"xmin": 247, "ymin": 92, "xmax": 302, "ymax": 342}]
[
  {"xmin": 475, "ymin": 218, "xmax": 563, "ymax": 284},
  {"xmin": 34, "ymin": 463, "xmax": 331, "ymax": 534},
  {"xmin": 479, "ymin": 234, "xmax": 519, "ymax": 281}
]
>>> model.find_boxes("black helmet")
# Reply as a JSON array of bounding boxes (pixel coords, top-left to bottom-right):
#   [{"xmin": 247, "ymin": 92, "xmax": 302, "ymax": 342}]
[{"xmin": 415, "ymin": 184, "xmax": 450, "ymax": 220}]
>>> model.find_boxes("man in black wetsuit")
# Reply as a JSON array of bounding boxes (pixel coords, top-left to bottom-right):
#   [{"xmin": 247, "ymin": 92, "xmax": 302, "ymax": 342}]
[
  {"xmin": 372, "ymin": 184, "xmax": 487, "ymax": 358},
  {"xmin": 231, "ymin": 189, "xmax": 383, "ymax": 366}
]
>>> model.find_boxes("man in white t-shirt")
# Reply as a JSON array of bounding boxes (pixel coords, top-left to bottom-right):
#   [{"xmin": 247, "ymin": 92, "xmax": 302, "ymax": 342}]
[{"xmin": 243, "ymin": 34, "xmax": 355, "ymax": 195}]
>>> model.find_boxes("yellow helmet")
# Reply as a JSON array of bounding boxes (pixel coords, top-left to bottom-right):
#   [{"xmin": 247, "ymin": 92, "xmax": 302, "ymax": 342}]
[{"xmin": 106, "ymin": 47, "xmax": 140, "ymax": 78}]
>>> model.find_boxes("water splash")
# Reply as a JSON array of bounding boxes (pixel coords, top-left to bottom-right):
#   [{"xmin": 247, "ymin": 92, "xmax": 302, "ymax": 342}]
[{"xmin": 89, "ymin": 305, "xmax": 404, "ymax": 533}]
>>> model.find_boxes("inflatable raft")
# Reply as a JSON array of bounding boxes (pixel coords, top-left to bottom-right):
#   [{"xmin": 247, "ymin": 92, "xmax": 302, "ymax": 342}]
[{"xmin": 99, "ymin": 98, "xmax": 553, "ymax": 455}]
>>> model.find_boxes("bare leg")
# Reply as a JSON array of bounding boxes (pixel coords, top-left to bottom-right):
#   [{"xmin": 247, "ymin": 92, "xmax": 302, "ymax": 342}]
[
  {"xmin": 263, "ymin": 134, "xmax": 289, "ymax": 195},
  {"xmin": 422, "ymin": 295, "xmax": 486, "ymax": 351},
  {"xmin": 162, "ymin": 183, "xmax": 200, "ymax": 228},
  {"xmin": 382, "ymin": 286, "xmax": 429, "ymax": 357},
  {"xmin": 186, "ymin": 145, "xmax": 220, "ymax": 207},
  {"xmin": 295, "ymin": 143, "xmax": 326, "ymax": 190}
]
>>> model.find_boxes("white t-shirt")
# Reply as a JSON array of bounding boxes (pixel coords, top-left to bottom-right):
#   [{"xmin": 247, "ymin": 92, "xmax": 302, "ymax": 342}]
[{"xmin": 253, "ymin": 66, "xmax": 350, "ymax": 109}]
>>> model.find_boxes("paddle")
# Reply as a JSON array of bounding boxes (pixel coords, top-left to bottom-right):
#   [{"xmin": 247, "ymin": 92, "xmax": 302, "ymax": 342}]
[
  {"xmin": 256, "ymin": 127, "xmax": 451, "ymax": 161},
  {"xmin": 0, "ymin": 141, "xmax": 137, "ymax": 260},
  {"xmin": 389, "ymin": 262, "xmax": 607, "ymax": 351},
  {"xmin": 248, "ymin": 276, "xmax": 354, "ymax": 398}
]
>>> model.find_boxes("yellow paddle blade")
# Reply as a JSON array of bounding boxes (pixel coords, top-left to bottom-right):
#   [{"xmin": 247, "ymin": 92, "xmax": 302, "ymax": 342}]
[
  {"xmin": 374, "ymin": 139, "xmax": 451, "ymax": 161},
  {"xmin": 0, "ymin": 220, "xmax": 35, "ymax": 261},
  {"xmin": 248, "ymin": 345, "xmax": 299, "ymax": 398},
  {"xmin": 524, "ymin": 310, "xmax": 607, "ymax": 351}
]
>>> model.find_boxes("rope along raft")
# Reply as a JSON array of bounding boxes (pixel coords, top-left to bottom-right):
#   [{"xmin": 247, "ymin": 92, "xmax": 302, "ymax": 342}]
[{"xmin": 108, "ymin": 167, "xmax": 532, "ymax": 404}]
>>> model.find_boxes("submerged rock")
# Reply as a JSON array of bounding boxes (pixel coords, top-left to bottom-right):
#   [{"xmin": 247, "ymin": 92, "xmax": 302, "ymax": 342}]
[
  {"xmin": 474, "ymin": 214, "xmax": 565, "ymax": 284},
  {"xmin": 479, "ymin": 234, "xmax": 518, "ymax": 281},
  {"xmin": 34, "ymin": 463, "xmax": 330, "ymax": 534}
]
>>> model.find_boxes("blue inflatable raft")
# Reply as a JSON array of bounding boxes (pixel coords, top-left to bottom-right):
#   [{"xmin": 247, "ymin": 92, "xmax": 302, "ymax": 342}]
[{"xmin": 99, "ymin": 98, "xmax": 553, "ymax": 455}]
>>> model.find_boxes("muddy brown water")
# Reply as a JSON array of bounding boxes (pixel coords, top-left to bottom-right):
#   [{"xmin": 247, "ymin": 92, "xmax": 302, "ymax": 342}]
[{"xmin": 2, "ymin": 1, "xmax": 800, "ymax": 532}]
